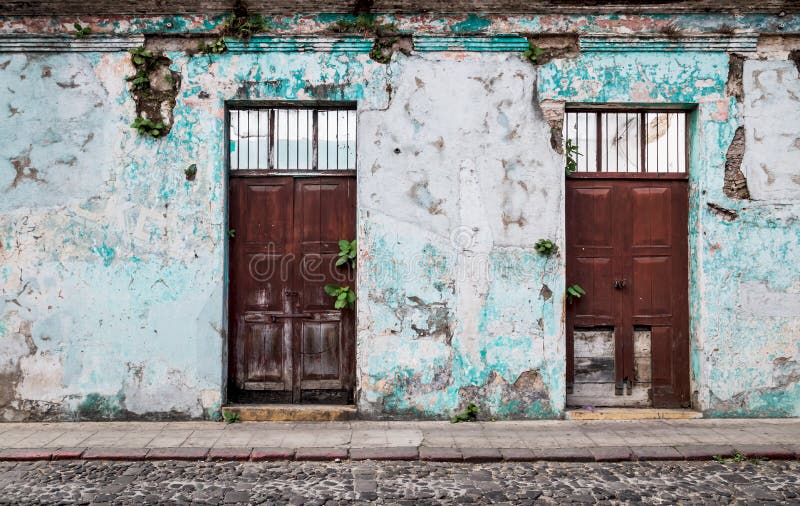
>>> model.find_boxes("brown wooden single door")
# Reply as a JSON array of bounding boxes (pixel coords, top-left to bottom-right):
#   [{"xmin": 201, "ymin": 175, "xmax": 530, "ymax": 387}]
[
  {"xmin": 228, "ymin": 176, "xmax": 356, "ymax": 404},
  {"xmin": 566, "ymin": 177, "xmax": 689, "ymax": 408}
]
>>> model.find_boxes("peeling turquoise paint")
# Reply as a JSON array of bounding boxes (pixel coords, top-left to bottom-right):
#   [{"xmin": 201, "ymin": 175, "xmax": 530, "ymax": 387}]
[
  {"xmin": 449, "ymin": 14, "xmax": 492, "ymax": 33},
  {"xmin": 0, "ymin": 13, "xmax": 797, "ymax": 421}
]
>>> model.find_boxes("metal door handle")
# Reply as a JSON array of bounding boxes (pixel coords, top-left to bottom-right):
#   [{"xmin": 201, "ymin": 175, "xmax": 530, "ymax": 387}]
[{"xmin": 614, "ymin": 279, "xmax": 626, "ymax": 289}]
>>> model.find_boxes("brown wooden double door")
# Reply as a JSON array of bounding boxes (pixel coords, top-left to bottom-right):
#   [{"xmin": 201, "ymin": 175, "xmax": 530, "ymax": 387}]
[
  {"xmin": 228, "ymin": 176, "xmax": 356, "ymax": 404},
  {"xmin": 566, "ymin": 177, "xmax": 690, "ymax": 408}
]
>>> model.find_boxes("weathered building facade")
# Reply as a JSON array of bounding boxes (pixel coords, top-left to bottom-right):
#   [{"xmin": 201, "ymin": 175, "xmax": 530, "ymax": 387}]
[{"xmin": 0, "ymin": 1, "xmax": 798, "ymax": 421}]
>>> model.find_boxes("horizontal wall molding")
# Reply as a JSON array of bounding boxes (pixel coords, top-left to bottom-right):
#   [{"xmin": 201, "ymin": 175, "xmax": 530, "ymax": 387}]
[
  {"xmin": 580, "ymin": 35, "xmax": 759, "ymax": 53},
  {"xmin": 225, "ymin": 36, "xmax": 374, "ymax": 53},
  {"xmin": 0, "ymin": 35, "xmax": 145, "ymax": 52},
  {"xmin": 0, "ymin": 34, "xmax": 758, "ymax": 54},
  {"xmin": 414, "ymin": 36, "xmax": 529, "ymax": 52}
]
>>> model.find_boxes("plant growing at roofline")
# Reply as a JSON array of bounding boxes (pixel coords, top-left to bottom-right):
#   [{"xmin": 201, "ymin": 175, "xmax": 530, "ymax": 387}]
[
  {"xmin": 524, "ymin": 41, "xmax": 544, "ymax": 63},
  {"xmin": 73, "ymin": 23, "xmax": 91, "ymax": 39}
]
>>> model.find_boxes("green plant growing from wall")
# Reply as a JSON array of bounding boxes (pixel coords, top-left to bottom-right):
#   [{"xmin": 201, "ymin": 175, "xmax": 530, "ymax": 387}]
[
  {"xmin": 566, "ymin": 284, "xmax": 586, "ymax": 304},
  {"xmin": 329, "ymin": 14, "xmax": 407, "ymax": 64},
  {"xmin": 73, "ymin": 23, "xmax": 92, "ymax": 39},
  {"xmin": 126, "ymin": 69, "xmax": 150, "ymax": 91},
  {"xmin": 524, "ymin": 41, "xmax": 545, "ymax": 63},
  {"xmin": 219, "ymin": 11, "xmax": 268, "ymax": 39},
  {"xmin": 131, "ymin": 117, "xmax": 165, "ymax": 137},
  {"xmin": 228, "ymin": 229, "xmax": 236, "ymax": 238},
  {"xmin": 565, "ymin": 138, "xmax": 580, "ymax": 176},
  {"xmin": 198, "ymin": 37, "xmax": 227, "ymax": 55},
  {"xmin": 534, "ymin": 238, "xmax": 557, "ymax": 256},
  {"xmin": 450, "ymin": 403, "xmax": 479, "ymax": 423},
  {"xmin": 126, "ymin": 46, "xmax": 180, "ymax": 139},
  {"xmin": 324, "ymin": 284, "xmax": 355, "ymax": 309},
  {"xmin": 336, "ymin": 239, "xmax": 357, "ymax": 268},
  {"xmin": 223, "ymin": 411, "xmax": 240, "ymax": 424},
  {"xmin": 184, "ymin": 163, "xmax": 197, "ymax": 181}
]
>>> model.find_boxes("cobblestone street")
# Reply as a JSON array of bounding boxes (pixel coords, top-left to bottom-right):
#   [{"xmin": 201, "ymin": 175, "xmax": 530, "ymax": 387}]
[{"xmin": 0, "ymin": 459, "xmax": 798, "ymax": 504}]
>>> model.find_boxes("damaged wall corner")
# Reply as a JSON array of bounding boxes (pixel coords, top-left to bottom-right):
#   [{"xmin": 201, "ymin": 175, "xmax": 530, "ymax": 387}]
[{"xmin": 723, "ymin": 126, "xmax": 750, "ymax": 199}]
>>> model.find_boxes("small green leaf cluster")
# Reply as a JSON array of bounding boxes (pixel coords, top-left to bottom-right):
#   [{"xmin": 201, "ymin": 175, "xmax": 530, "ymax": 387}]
[
  {"xmin": 222, "ymin": 411, "xmax": 240, "ymax": 424},
  {"xmin": 199, "ymin": 37, "xmax": 227, "ymax": 55},
  {"xmin": 131, "ymin": 116, "xmax": 166, "ymax": 138},
  {"xmin": 184, "ymin": 163, "xmax": 198, "ymax": 181},
  {"xmin": 129, "ymin": 46, "xmax": 155, "ymax": 67},
  {"xmin": 565, "ymin": 138, "xmax": 580, "ymax": 176},
  {"xmin": 126, "ymin": 69, "xmax": 150, "ymax": 91},
  {"xmin": 534, "ymin": 238, "xmax": 557, "ymax": 256},
  {"xmin": 450, "ymin": 403, "xmax": 479, "ymax": 423},
  {"xmin": 126, "ymin": 47, "xmax": 158, "ymax": 92},
  {"xmin": 336, "ymin": 239, "xmax": 357, "ymax": 268},
  {"xmin": 220, "ymin": 12, "xmax": 268, "ymax": 39},
  {"xmin": 332, "ymin": 14, "xmax": 397, "ymax": 35},
  {"xmin": 566, "ymin": 284, "xmax": 586, "ymax": 303},
  {"xmin": 73, "ymin": 23, "xmax": 92, "ymax": 39},
  {"xmin": 524, "ymin": 41, "xmax": 544, "ymax": 63},
  {"xmin": 324, "ymin": 284, "xmax": 355, "ymax": 309}
]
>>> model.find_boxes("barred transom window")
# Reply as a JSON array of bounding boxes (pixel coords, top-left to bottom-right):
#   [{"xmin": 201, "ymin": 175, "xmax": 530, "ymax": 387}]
[
  {"xmin": 229, "ymin": 104, "xmax": 357, "ymax": 172},
  {"xmin": 564, "ymin": 109, "xmax": 688, "ymax": 173}
]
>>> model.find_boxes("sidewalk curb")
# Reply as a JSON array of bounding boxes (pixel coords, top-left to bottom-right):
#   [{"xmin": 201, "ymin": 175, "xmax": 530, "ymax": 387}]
[{"xmin": 0, "ymin": 445, "xmax": 797, "ymax": 463}]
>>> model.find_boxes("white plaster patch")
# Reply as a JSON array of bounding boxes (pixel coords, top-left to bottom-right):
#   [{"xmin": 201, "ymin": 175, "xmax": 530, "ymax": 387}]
[
  {"xmin": 742, "ymin": 60, "xmax": 800, "ymax": 201},
  {"xmin": 739, "ymin": 280, "xmax": 800, "ymax": 317}
]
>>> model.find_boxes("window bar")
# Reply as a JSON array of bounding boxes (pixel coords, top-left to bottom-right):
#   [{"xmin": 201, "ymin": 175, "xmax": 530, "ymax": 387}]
[
  {"xmin": 353, "ymin": 110, "xmax": 358, "ymax": 171},
  {"xmin": 269, "ymin": 109, "xmax": 276, "ymax": 170},
  {"xmin": 237, "ymin": 110, "xmax": 241, "ymax": 170},
  {"xmin": 639, "ymin": 113, "xmax": 646, "ymax": 173},
  {"xmin": 625, "ymin": 113, "xmax": 631, "ymax": 173},
  {"xmin": 666, "ymin": 113, "xmax": 670, "ymax": 173},
  {"xmin": 285, "ymin": 110, "xmax": 289, "ymax": 171},
  {"xmin": 596, "ymin": 113, "xmax": 602, "ymax": 172},
  {"xmin": 336, "ymin": 110, "xmax": 340, "ymax": 170},
  {"xmin": 256, "ymin": 110, "xmax": 260, "ymax": 169},
  {"xmin": 346, "ymin": 110, "xmax": 349, "ymax": 170},
  {"xmin": 615, "ymin": 113, "xmax": 620, "ymax": 172},
  {"xmin": 312, "ymin": 110, "xmax": 319, "ymax": 170}
]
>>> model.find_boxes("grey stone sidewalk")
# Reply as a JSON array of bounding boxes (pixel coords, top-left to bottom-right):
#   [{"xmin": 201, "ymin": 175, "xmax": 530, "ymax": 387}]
[{"xmin": 0, "ymin": 418, "xmax": 797, "ymax": 462}]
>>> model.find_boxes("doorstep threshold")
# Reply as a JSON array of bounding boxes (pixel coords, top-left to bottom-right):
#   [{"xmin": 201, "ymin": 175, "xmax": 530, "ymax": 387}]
[
  {"xmin": 565, "ymin": 407, "xmax": 702, "ymax": 421},
  {"xmin": 222, "ymin": 404, "xmax": 356, "ymax": 422}
]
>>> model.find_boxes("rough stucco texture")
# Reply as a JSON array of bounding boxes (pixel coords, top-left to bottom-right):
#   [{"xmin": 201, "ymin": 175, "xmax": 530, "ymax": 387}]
[
  {"xmin": 356, "ymin": 53, "xmax": 564, "ymax": 419},
  {"xmin": 0, "ymin": 38, "xmax": 798, "ymax": 420},
  {"xmin": 539, "ymin": 50, "xmax": 800, "ymax": 418}
]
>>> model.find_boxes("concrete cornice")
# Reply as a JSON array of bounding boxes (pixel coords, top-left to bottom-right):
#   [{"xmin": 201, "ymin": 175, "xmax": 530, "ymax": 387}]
[{"xmin": 0, "ymin": 35, "xmax": 145, "ymax": 52}]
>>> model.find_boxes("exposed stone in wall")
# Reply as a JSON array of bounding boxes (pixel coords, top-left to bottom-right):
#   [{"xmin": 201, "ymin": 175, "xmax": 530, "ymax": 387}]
[
  {"xmin": 526, "ymin": 35, "xmax": 580, "ymax": 66},
  {"xmin": 723, "ymin": 127, "xmax": 750, "ymax": 199},
  {"xmin": 130, "ymin": 43, "xmax": 181, "ymax": 136},
  {"xmin": 726, "ymin": 53, "xmax": 744, "ymax": 102}
]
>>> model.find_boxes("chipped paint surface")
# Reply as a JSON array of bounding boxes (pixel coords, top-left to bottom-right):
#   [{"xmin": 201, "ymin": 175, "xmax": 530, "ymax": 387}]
[
  {"xmin": 1, "ymin": 13, "xmax": 799, "ymax": 420},
  {"xmin": 539, "ymin": 50, "xmax": 800, "ymax": 418}
]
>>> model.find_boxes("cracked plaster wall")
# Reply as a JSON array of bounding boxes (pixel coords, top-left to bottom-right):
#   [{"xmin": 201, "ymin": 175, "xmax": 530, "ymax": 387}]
[{"xmin": 1, "ymin": 20, "xmax": 799, "ymax": 420}]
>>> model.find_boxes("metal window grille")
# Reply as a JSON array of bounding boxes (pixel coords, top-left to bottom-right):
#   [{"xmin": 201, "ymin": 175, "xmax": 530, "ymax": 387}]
[
  {"xmin": 229, "ymin": 105, "xmax": 357, "ymax": 172},
  {"xmin": 564, "ymin": 110, "xmax": 688, "ymax": 173}
]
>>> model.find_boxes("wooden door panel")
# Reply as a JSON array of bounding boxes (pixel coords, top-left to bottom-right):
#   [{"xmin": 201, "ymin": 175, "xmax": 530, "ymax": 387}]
[
  {"xmin": 239, "ymin": 317, "xmax": 286, "ymax": 388},
  {"xmin": 293, "ymin": 178, "xmax": 356, "ymax": 394},
  {"xmin": 301, "ymin": 319, "xmax": 342, "ymax": 382},
  {"xmin": 572, "ymin": 257, "xmax": 615, "ymax": 322},
  {"xmin": 631, "ymin": 187, "xmax": 672, "ymax": 247},
  {"xmin": 567, "ymin": 178, "xmax": 689, "ymax": 408},
  {"xmin": 229, "ymin": 177, "xmax": 294, "ymax": 395},
  {"xmin": 571, "ymin": 187, "xmax": 613, "ymax": 247},
  {"xmin": 631, "ymin": 256, "xmax": 673, "ymax": 317}
]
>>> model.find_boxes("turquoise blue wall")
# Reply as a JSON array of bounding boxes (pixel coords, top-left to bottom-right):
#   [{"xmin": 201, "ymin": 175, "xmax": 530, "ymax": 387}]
[{"xmin": 0, "ymin": 14, "xmax": 798, "ymax": 419}]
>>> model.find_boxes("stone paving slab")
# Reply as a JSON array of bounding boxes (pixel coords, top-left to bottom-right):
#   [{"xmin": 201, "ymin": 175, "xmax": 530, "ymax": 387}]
[{"xmin": 0, "ymin": 419, "xmax": 796, "ymax": 463}]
